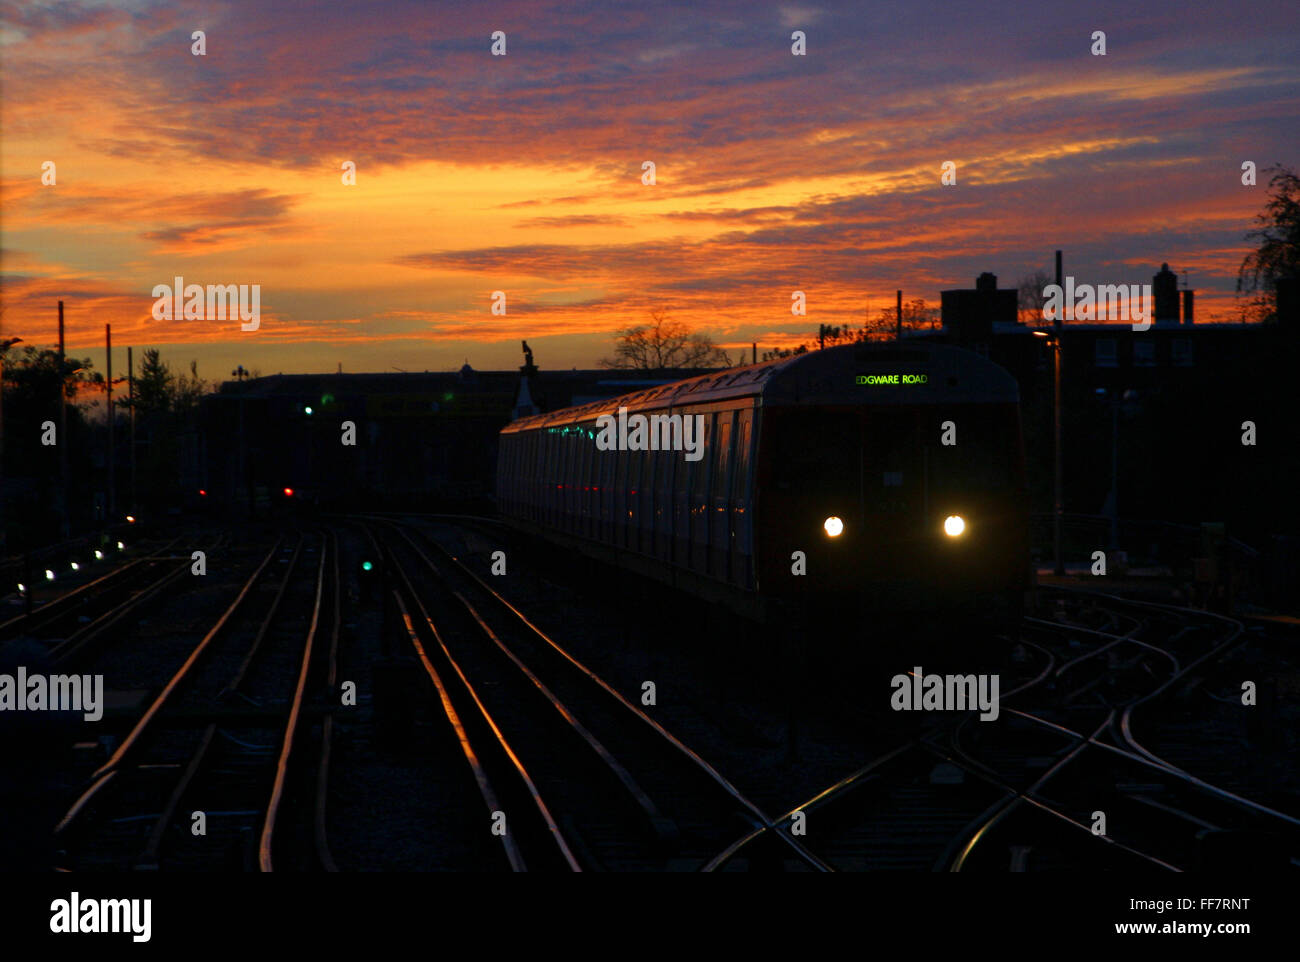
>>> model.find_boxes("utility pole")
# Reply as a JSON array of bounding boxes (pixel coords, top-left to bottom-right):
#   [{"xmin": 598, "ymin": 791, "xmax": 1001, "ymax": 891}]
[
  {"xmin": 58, "ymin": 301, "xmax": 69, "ymax": 538},
  {"xmin": 1053, "ymin": 250, "xmax": 1064, "ymax": 576},
  {"xmin": 232, "ymin": 365, "xmax": 252, "ymax": 519},
  {"xmin": 128, "ymin": 345, "xmax": 136, "ymax": 514},
  {"xmin": 0, "ymin": 334, "xmax": 22, "ymax": 555},
  {"xmin": 106, "ymin": 323, "xmax": 115, "ymax": 522},
  {"xmin": 896, "ymin": 289, "xmax": 903, "ymax": 341}
]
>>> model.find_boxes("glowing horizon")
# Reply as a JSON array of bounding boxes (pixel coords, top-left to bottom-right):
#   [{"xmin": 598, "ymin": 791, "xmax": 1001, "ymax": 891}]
[{"xmin": 2, "ymin": 0, "xmax": 1295, "ymax": 381}]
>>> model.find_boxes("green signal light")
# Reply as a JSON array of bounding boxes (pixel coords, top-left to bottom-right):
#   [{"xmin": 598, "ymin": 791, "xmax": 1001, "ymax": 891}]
[
  {"xmin": 304, "ymin": 406, "xmax": 314, "ymax": 415},
  {"xmin": 362, "ymin": 561, "xmax": 373, "ymax": 572}
]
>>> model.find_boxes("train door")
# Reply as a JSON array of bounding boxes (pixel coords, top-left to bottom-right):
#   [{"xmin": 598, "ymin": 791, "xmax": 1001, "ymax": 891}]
[
  {"xmin": 614, "ymin": 445, "xmax": 628, "ymax": 548},
  {"xmin": 599, "ymin": 437, "xmax": 613, "ymax": 542},
  {"xmin": 710, "ymin": 410, "xmax": 735, "ymax": 579},
  {"xmin": 637, "ymin": 447, "xmax": 654, "ymax": 555},
  {"xmin": 631, "ymin": 444, "xmax": 647, "ymax": 548},
  {"xmin": 690, "ymin": 412, "xmax": 714, "ymax": 572},
  {"xmin": 655, "ymin": 446, "xmax": 673, "ymax": 560},
  {"xmin": 860, "ymin": 408, "xmax": 924, "ymax": 568},
  {"xmin": 672, "ymin": 412, "xmax": 691, "ymax": 568},
  {"xmin": 543, "ymin": 432, "xmax": 556, "ymax": 526},
  {"xmin": 730, "ymin": 409, "xmax": 754, "ymax": 587}
]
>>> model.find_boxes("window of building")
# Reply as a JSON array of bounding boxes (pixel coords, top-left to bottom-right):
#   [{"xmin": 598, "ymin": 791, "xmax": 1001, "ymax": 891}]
[
  {"xmin": 1172, "ymin": 339, "xmax": 1193, "ymax": 367},
  {"xmin": 1133, "ymin": 340, "xmax": 1156, "ymax": 366},
  {"xmin": 1094, "ymin": 338, "xmax": 1118, "ymax": 368}
]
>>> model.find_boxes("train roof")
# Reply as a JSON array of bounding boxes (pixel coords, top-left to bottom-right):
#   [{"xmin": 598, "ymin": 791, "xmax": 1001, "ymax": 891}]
[{"xmin": 501, "ymin": 342, "xmax": 1019, "ymax": 433}]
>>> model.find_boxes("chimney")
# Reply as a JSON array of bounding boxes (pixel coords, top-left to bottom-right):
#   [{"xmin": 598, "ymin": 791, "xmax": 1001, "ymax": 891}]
[
  {"xmin": 1153, "ymin": 263, "xmax": 1179, "ymax": 326},
  {"xmin": 1180, "ymin": 289, "xmax": 1194, "ymax": 326}
]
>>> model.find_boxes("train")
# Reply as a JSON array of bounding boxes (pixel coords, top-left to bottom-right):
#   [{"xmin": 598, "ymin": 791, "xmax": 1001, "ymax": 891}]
[{"xmin": 495, "ymin": 342, "xmax": 1031, "ymax": 626}]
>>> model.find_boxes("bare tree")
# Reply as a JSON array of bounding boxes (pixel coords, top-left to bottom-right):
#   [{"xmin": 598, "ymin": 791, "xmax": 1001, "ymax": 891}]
[
  {"xmin": 601, "ymin": 311, "xmax": 732, "ymax": 370},
  {"xmin": 1017, "ymin": 269, "xmax": 1054, "ymax": 325},
  {"xmin": 1238, "ymin": 165, "xmax": 1300, "ymax": 323},
  {"xmin": 860, "ymin": 298, "xmax": 939, "ymax": 340}
]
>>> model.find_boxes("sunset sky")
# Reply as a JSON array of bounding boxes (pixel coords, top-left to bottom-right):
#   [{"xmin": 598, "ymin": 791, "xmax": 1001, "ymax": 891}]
[{"xmin": 2, "ymin": 0, "xmax": 1297, "ymax": 389}]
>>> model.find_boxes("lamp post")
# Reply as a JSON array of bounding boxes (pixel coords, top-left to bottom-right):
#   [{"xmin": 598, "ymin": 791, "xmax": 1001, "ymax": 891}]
[
  {"xmin": 1035, "ymin": 329, "xmax": 1064, "ymax": 575},
  {"xmin": 232, "ymin": 366, "xmax": 251, "ymax": 517}
]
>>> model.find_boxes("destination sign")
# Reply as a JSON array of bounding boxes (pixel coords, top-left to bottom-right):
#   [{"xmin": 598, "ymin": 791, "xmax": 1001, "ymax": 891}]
[{"xmin": 856, "ymin": 373, "xmax": 928, "ymax": 385}]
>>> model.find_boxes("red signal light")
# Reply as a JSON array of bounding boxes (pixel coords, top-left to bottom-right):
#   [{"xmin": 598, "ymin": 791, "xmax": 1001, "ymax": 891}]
[
  {"xmin": 199, "ymin": 489, "xmax": 207, "ymax": 497},
  {"xmin": 283, "ymin": 487, "xmax": 294, "ymax": 497}
]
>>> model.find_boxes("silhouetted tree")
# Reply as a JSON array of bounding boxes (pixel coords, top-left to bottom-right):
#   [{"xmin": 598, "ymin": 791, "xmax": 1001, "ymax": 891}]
[
  {"xmin": 123, "ymin": 349, "xmax": 209, "ymax": 510},
  {"xmin": 601, "ymin": 311, "xmax": 732, "ymax": 370},
  {"xmin": 1018, "ymin": 269, "xmax": 1054, "ymax": 325},
  {"xmin": 1238, "ymin": 165, "xmax": 1300, "ymax": 323},
  {"xmin": 129, "ymin": 349, "xmax": 208, "ymax": 415},
  {"xmin": 861, "ymin": 298, "xmax": 939, "ymax": 340},
  {"xmin": 0, "ymin": 344, "xmax": 99, "ymax": 545}
]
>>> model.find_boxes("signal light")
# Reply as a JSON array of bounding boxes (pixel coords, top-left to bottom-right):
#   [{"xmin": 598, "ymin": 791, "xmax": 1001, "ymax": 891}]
[
  {"xmin": 283, "ymin": 487, "xmax": 294, "ymax": 497},
  {"xmin": 95, "ymin": 550, "xmax": 104, "ymax": 560},
  {"xmin": 126, "ymin": 515, "xmax": 136, "ymax": 523},
  {"xmin": 45, "ymin": 569, "xmax": 55, "ymax": 581},
  {"xmin": 304, "ymin": 406, "xmax": 313, "ymax": 415},
  {"xmin": 117, "ymin": 541, "xmax": 125, "ymax": 550},
  {"xmin": 70, "ymin": 562, "xmax": 80, "ymax": 571},
  {"xmin": 199, "ymin": 489, "xmax": 207, "ymax": 497},
  {"xmin": 361, "ymin": 561, "xmax": 374, "ymax": 572},
  {"xmin": 16, "ymin": 583, "xmax": 25, "ymax": 594}
]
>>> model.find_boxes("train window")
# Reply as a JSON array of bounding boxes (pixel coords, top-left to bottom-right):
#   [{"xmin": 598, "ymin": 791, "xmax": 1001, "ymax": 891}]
[
  {"xmin": 692, "ymin": 413, "xmax": 713, "ymax": 501},
  {"xmin": 731, "ymin": 410, "xmax": 752, "ymax": 502},
  {"xmin": 578, "ymin": 429, "xmax": 591, "ymax": 524},
  {"xmin": 772, "ymin": 412, "xmax": 858, "ymax": 493},
  {"xmin": 615, "ymin": 444, "xmax": 628, "ymax": 537},
  {"xmin": 927, "ymin": 410, "xmax": 1017, "ymax": 492},
  {"xmin": 714, "ymin": 412, "xmax": 733, "ymax": 502},
  {"xmin": 676, "ymin": 431, "xmax": 692, "ymax": 498},
  {"xmin": 628, "ymin": 445, "xmax": 643, "ymax": 538},
  {"xmin": 639, "ymin": 447, "xmax": 654, "ymax": 538}
]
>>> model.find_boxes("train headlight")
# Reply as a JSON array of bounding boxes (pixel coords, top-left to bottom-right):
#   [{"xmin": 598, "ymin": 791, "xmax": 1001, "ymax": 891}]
[
  {"xmin": 943, "ymin": 515, "xmax": 966, "ymax": 538},
  {"xmin": 824, "ymin": 516, "xmax": 844, "ymax": 537}
]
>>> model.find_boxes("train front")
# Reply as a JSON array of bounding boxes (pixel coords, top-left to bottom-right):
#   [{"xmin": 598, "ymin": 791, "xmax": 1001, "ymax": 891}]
[{"xmin": 757, "ymin": 343, "xmax": 1031, "ymax": 625}]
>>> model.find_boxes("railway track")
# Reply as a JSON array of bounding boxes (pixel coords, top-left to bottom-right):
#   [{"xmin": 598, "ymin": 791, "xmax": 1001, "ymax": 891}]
[
  {"xmin": 37, "ymin": 512, "xmax": 1292, "ymax": 873},
  {"xmin": 51, "ymin": 529, "xmax": 340, "ymax": 871},
  {"xmin": 359, "ymin": 515, "xmax": 830, "ymax": 871},
  {"xmin": 925, "ymin": 592, "xmax": 1298, "ymax": 872},
  {"xmin": 0, "ymin": 537, "xmax": 190, "ymax": 652}
]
